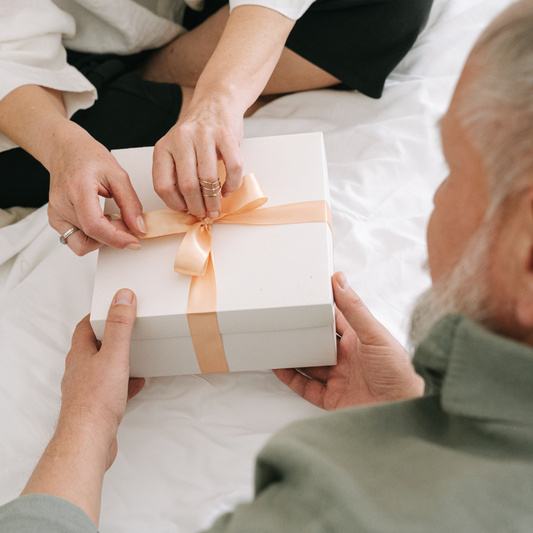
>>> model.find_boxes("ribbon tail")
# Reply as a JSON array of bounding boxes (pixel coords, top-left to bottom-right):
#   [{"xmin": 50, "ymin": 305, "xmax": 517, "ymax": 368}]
[
  {"xmin": 187, "ymin": 253, "xmax": 228, "ymax": 373},
  {"xmin": 217, "ymin": 200, "xmax": 333, "ymax": 233}
]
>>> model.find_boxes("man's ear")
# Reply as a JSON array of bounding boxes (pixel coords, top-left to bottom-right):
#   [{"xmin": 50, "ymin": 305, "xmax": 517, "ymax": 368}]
[{"xmin": 515, "ymin": 189, "xmax": 533, "ymax": 329}]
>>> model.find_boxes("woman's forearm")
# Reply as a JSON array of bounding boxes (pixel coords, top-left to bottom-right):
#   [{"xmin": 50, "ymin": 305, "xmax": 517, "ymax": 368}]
[
  {"xmin": 0, "ymin": 85, "xmax": 84, "ymax": 170},
  {"xmin": 191, "ymin": 5, "xmax": 295, "ymax": 113}
]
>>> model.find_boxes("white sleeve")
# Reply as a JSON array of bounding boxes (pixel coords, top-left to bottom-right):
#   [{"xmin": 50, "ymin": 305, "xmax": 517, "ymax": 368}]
[
  {"xmin": 0, "ymin": 0, "xmax": 97, "ymax": 152},
  {"xmin": 228, "ymin": 0, "xmax": 316, "ymax": 20}
]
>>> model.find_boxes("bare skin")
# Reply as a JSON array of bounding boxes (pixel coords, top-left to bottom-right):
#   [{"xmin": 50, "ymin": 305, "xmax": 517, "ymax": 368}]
[
  {"xmin": 21, "ymin": 289, "xmax": 144, "ymax": 526},
  {"xmin": 147, "ymin": 5, "xmax": 340, "ymax": 222},
  {"xmin": 0, "ymin": 5, "xmax": 340, "ymax": 254},
  {"xmin": 0, "ymin": 85, "xmax": 144, "ymax": 256},
  {"xmin": 140, "ymin": 5, "xmax": 340, "ymax": 95},
  {"xmin": 274, "ymin": 273, "xmax": 424, "ymax": 411}
]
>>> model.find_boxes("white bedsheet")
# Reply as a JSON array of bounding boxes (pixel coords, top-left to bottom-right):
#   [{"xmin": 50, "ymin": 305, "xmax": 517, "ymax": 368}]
[{"xmin": 0, "ymin": 0, "xmax": 514, "ymax": 530}]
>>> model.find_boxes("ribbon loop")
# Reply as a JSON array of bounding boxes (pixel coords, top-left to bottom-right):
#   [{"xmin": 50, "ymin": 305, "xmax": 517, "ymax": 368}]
[
  {"xmin": 219, "ymin": 174, "xmax": 267, "ymax": 217},
  {"xmin": 174, "ymin": 222, "xmax": 212, "ymax": 276}
]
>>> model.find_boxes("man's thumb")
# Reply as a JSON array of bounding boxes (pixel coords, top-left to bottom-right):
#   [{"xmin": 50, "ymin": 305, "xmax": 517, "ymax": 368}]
[
  {"xmin": 101, "ymin": 289, "xmax": 137, "ymax": 357},
  {"xmin": 332, "ymin": 272, "xmax": 388, "ymax": 345}
]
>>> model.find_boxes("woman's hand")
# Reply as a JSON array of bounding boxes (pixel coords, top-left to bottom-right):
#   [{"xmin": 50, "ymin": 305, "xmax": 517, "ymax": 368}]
[
  {"xmin": 151, "ymin": 5, "xmax": 295, "ymax": 218},
  {"xmin": 0, "ymin": 85, "xmax": 145, "ymax": 255},
  {"xmin": 48, "ymin": 123, "xmax": 145, "ymax": 255},
  {"xmin": 274, "ymin": 272, "xmax": 425, "ymax": 411},
  {"xmin": 153, "ymin": 92, "xmax": 244, "ymax": 219}
]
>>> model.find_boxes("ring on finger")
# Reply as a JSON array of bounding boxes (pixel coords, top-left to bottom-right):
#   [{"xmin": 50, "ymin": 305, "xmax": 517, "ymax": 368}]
[
  {"xmin": 199, "ymin": 178, "xmax": 221, "ymax": 198},
  {"xmin": 59, "ymin": 226, "xmax": 80, "ymax": 245}
]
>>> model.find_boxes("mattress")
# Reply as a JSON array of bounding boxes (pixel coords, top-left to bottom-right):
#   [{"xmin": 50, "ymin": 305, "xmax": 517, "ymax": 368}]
[{"xmin": 0, "ymin": 0, "xmax": 515, "ymax": 530}]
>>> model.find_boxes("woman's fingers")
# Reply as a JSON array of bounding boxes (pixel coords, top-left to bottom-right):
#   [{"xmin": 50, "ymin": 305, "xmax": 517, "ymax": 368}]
[
  {"xmin": 106, "ymin": 168, "xmax": 146, "ymax": 236},
  {"xmin": 153, "ymin": 94, "xmax": 244, "ymax": 217},
  {"xmin": 74, "ymin": 191, "xmax": 140, "ymax": 251},
  {"xmin": 217, "ymin": 135, "xmax": 243, "ymax": 198},
  {"xmin": 197, "ymin": 138, "xmax": 222, "ymax": 218},
  {"xmin": 153, "ymin": 143, "xmax": 187, "ymax": 211},
  {"xmin": 50, "ymin": 205, "xmax": 139, "ymax": 256},
  {"xmin": 161, "ymin": 133, "xmax": 206, "ymax": 218},
  {"xmin": 48, "ymin": 205, "xmax": 102, "ymax": 256}
]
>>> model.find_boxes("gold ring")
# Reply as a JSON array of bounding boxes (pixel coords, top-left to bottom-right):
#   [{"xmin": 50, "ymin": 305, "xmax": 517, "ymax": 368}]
[{"xmin": 199, "ymin": 178, "xmax": 221, "ymax": 198}]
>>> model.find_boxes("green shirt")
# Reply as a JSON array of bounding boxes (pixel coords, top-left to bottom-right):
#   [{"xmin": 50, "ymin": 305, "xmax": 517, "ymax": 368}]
[{"xmin": 3, "ymin": 314, "xmax": 533, "ymax": 532}]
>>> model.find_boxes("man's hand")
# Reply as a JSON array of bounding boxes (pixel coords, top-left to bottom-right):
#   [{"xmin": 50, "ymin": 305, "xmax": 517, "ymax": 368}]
[
  {"xmin": 274, "ymin": 272, "xmax": 424, "ymax": 411},
  {"xmin": 21, "ymin": 289, "xmax": 144, "ymax": 527},
  {"xmin": 58, "ymin": 289, "xmax": 144, "ymax": 467}
]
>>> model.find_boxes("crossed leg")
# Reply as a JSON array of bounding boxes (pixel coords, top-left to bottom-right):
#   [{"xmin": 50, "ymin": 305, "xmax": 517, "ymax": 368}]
[{"xmin": 139, "ymin": 5, "xmax": 341, "ymax": 114}]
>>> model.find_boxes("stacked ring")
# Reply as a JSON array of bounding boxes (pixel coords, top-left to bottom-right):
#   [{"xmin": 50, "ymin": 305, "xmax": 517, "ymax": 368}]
[{"xmin": 199, "ymin": 178, "xmax": 222, "ymax": 198}]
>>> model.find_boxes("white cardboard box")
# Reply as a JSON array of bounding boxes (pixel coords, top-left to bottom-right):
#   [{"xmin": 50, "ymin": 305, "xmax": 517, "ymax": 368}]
[{"xmin": 90, "ymin": 132, "xmax": 336, "ymax": 377}]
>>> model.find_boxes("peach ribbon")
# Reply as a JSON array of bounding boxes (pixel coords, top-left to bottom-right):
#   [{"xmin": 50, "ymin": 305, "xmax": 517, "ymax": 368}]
[{"xmin": 140, "ymin": 173, "xmax": 332, "ymax": 374}]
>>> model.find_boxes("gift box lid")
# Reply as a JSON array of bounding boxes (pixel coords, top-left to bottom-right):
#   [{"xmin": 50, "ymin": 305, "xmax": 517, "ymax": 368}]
[{"xmin": 90, "ymin": 132, "xmax": 334, "ymax": 341}]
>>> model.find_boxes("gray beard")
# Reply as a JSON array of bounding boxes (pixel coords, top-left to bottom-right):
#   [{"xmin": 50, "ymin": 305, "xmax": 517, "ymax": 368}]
[{"xmin": 408, "ymin": 221, "xmax": 496, "ymax": 351}]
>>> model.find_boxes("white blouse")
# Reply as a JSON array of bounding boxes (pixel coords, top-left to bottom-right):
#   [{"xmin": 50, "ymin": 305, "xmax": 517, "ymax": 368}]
[{"xmin": 0, "ymin": 0, "xmax": 316, "ymax": 153}]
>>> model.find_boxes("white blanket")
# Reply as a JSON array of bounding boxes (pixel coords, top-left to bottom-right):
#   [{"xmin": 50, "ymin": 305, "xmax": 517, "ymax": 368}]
[{"xmin": 0, "ymin": 0, "xmax": 514, "ymax": 530}]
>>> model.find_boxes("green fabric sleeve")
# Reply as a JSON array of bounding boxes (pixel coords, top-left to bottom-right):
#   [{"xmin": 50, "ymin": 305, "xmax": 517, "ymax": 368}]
[
  {"xmin": 0, "ymin": 494, "xmax": 97, "ymax": 533},
  {"xmin": 201, "ymin": 413, "xmax": 363, "ymax": 533}
]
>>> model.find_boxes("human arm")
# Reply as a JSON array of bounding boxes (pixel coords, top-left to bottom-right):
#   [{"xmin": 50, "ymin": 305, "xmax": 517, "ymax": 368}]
[
  {"xmin": 152, "ymin": 5, "xmax": 295, "ymax": 219},
  {"xmin": 0, "ymin": 288, "xmax": 144, "ymax": 530},
  {"xmin": 274, "ymin": 272, "xmax": 425, "ymax": 410},
  {"xmin": 0, "ymin": 85, "xmax": 145, "ymax": 255},
  {"xmin": 0, "ymin": 1, "xmax": 145, "ymax": 254}
]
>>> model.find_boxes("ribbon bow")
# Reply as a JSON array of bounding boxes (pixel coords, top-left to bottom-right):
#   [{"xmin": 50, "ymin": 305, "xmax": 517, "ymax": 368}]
[{"xmin": 140, "ymin": 173, "xmax": 332, "ymax": 374}]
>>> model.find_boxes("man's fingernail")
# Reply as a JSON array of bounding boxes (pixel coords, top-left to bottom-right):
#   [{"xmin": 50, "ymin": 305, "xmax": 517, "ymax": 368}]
[
  {"xmin": 137, "ymin": 215, "xmax": 146, "ymax": 234},
  {"xmin": 337, "ymin": 272, "xmax": 349, "ymax": 290},
  {"xmin": 210, "ymin": 211, "xmax": 219, "ymax": 219},
  {"xmin": 114, "ymin": 289, "xmax": 134, "ymax": 306},
  {"xmin": 126, "ymin": 243, "xmax": 141, "ymax": 251},
  {"xmin": 223, "ymin": 192, "xmax": 231, "ymax": 198}
]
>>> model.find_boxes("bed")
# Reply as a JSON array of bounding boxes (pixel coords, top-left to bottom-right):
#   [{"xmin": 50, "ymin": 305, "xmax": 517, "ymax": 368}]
[{"xmin": 0, "ymin": 0, "xmax": 514, "ymax": 530}]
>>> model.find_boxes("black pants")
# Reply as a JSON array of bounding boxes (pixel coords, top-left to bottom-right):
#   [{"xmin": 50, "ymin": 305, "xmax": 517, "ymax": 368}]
[
  {"xmin": 0, "ymin": 0, "xmax": 433, "ymax": 209},
  {"xmin": 0, "ymin": 51, "xmax": 183, "ymax": 208}
]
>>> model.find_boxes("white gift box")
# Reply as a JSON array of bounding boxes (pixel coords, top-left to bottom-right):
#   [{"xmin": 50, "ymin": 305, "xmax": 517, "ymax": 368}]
[{"xmin": 90, "ymin": 132, "xmax": 336, "ymax": 377}]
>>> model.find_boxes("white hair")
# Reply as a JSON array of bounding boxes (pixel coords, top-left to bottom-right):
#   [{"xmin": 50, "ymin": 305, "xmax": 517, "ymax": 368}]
[
  {"xmin": 408, "ymin": 216, "xmax": 497, "ymax": 350},
  {"xmin": 409, "ymin": 2, "xmax": 533, "ymax": 349},
  {"xmin": 460, "ymin": 0, "xmax": 533, "ymax": 207}
]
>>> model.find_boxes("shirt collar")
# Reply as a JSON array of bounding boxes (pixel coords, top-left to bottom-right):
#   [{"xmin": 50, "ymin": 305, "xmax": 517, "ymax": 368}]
[{"xmin": 413, "ymin": 314, "xmax": 533, "ymax": 425}]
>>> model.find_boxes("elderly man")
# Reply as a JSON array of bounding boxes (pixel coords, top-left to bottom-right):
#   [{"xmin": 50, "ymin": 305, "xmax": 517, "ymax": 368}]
[{"xmin": 2, "ymin": 1, "xmax": 533, "ymax": 530}]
